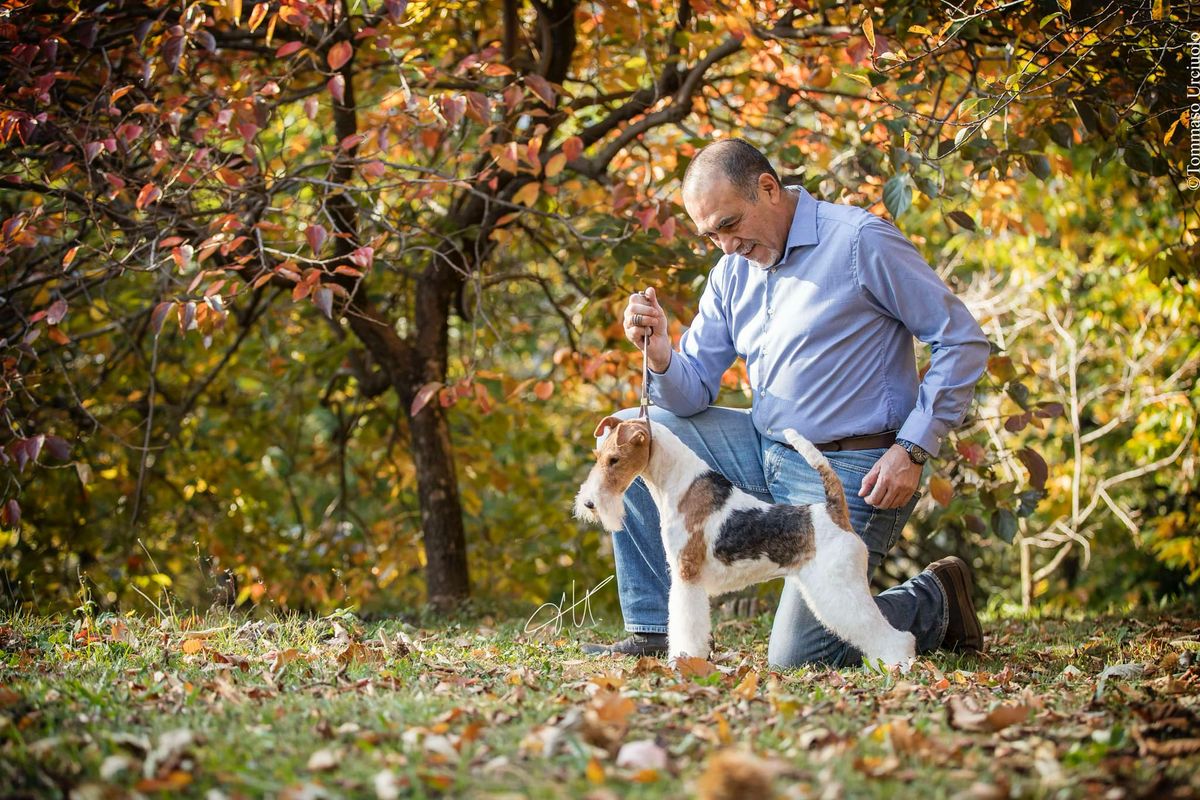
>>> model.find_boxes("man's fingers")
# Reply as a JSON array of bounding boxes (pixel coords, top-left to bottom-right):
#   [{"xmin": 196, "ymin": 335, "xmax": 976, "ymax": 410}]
[{"xmin": 858, "ymin": 465, "xmax": 879, "ymax": 498}]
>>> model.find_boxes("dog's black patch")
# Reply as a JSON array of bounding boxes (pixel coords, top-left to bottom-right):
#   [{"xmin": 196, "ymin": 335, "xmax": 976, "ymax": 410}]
[
  {"xmin": 713, "ymin": 505, "xmax": 815, "ymax": 567},
  {"xmin": 694, "ymin": 470, "xmax": 733, "ymax": 504}
]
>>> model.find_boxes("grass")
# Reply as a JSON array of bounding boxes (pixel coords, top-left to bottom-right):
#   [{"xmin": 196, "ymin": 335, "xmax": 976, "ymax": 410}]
[{"xmin": 1, "ymin": 604, "xmax": 1198, "ymax": 798}]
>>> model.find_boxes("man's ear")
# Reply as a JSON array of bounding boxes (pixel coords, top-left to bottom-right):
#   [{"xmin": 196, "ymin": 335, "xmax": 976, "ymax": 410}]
[
  {"xmin": 759, "ymin": 172, "xmax": 780, "ymax": 201},
  {"xmin": 593, "ymin": 415, "xmax": 625, "ymax": 438}
]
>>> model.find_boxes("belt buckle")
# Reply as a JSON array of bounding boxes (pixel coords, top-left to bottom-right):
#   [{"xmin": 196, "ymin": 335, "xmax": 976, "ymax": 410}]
[{"xmin": 827, "ymin": 440, "xmax": 843, "ymax": 452}]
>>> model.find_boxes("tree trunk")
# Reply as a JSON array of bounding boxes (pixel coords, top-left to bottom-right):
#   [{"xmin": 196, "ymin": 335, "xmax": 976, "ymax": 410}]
[{"xmin": 327, "ymin": 23, "xmax": 471, "ymax": 606}]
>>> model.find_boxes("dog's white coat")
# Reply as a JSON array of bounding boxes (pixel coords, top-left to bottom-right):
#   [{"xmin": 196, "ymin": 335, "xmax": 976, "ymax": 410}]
[{"xmin": 576, "ymin": 420, "xmax": 916, "ymax": 668}]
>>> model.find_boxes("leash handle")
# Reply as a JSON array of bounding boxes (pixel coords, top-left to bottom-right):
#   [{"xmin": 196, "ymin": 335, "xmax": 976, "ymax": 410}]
[{"xmin": 637, "ymin": 290, "xmax": 651, "ymax": 419}]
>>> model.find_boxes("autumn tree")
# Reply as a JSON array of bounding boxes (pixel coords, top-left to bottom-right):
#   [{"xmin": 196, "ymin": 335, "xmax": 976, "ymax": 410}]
[{"xmin": 1, "ymin": 0, "xmax": 1195, "ymax": 608}]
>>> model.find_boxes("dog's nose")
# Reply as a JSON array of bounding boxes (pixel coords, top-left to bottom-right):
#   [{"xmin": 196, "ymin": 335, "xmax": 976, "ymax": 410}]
[{"xmin": 584, "ymin": 500, "xmax": 595, "ymax": 510}]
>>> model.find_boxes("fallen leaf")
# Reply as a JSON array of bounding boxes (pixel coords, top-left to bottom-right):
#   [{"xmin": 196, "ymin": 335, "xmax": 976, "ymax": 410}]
[
  {"xmin": 948, "ymin": 695, "xmax": 1032, "ymax": 732},
  {"xmin": 732, "ymin": 670, "xmax": 759, "ymax": 700},
  {"xmin": 306, "ymin": 747, "xmax": 339, "ymax": 771},
  {"xmin": 674, "ymin": 656, "xmax": 718, "ymax": 679},
  {"xmin": 695, "ymin": 749, "xmax": 778, "ymax": 800},
  {"xmin": 616, "ymin": 739, "xmax": 668, "ymax": 771}
]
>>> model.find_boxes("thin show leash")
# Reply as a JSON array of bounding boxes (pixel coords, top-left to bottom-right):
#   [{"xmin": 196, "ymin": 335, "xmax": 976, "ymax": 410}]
[{"xmin": 635, "ymin": 291, "xmax": 653, "ymax": 447}]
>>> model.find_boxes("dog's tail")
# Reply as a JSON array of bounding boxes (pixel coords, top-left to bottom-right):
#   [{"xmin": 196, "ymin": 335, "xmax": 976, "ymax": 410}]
[{"xmin": 782, "ymin": 429, "xmax": 852, "ymax": 531}]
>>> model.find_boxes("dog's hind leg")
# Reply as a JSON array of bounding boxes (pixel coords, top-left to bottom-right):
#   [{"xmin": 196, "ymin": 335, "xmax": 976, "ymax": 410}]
[
  {"xmin": 667, "ymin": 576, "xmax": 711, "ymax": 661},
  {"xmin": 791, "ymin": 535, "xmax": 916, "ymax": 668}
]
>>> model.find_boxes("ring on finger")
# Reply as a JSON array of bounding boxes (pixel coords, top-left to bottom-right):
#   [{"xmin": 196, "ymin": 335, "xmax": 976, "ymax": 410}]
[{"xmin": 633, "ymin": 313, "xmax": 643, "ymax": 327}]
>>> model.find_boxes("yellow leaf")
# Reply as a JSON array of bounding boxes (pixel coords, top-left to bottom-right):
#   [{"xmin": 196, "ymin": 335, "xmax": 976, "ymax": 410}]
[
  {"xmin": 248, "ymin": 2, "xmax": 268, "ymax": 31},
  {"xmin": 732, "ymin": 670, "xmax": 759, "ymax": 700},
  {"xmin": 181, "ymin": 638, "xmax": 204, "ymax": 654},
  {"xmin": 1151, "ymin": 0, "xmax": 1164, "ymax": 19},
  {"xmin": 544, "ymin": 153, "xmax": 567, "ymax": 179},
  {"xmin": 585, "ymin": 757, "xmax": 605, "ymax": 784},
  {"xmin": 513, "ymin": 182, "xmax": 540, "ymax": 207},
  {"xmin": 908, "ymin": 24, "xmax": 932, "ymax": 36},
  {"xmin": 863, "ymin": 17, "xmax": 876, "ymax": 51},
  {"xmin": 230, "ymin": 0, "xmax": 242, "ymax": 26}
]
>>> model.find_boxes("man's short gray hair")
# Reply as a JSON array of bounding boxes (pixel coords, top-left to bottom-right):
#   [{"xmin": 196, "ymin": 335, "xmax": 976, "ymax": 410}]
[{"xmin": 683, "ymin": 139, "xmax": 780, "ymax": 201}]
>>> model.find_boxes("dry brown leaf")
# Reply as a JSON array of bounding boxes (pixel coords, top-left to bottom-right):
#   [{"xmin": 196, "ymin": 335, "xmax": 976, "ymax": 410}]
[
  {"xmin": 675, "ymin": 656, "xmax": 718, "ymax": 679},
  {"xmin": 695, "ymin": 749, "xmax": 778, "ymax": 800},
  {"xmin": 732, "ymin": 670, "xmax": 759, "ymax": 701},
  {"xmin": 581, "ymin": 689, "xmax": 635, "ymax": 751},
  {"xmin": 948, "ymin": 695, "xmax": 1031, "ymax": 732}
]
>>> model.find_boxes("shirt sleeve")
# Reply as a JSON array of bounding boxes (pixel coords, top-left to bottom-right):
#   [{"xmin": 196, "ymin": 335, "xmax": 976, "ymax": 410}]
[
  {"xmin": 647, "ymin": 258, "xmax": 738, "ymax": 417},
  {"xmin": 854, "ymin": 217, "xmax": 990, "ymax": 457}
]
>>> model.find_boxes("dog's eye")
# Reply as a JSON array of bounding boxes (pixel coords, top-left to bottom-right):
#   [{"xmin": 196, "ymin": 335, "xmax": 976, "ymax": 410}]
[{"xmin": 607, "ymin": 456, "xmax": 619, "ymax": 466}]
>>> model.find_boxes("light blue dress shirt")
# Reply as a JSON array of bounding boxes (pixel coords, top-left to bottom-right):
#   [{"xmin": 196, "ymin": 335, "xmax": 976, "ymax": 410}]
[{"xmin": 648, "ymin": 186, "xmax": 990, "ymax": 457}]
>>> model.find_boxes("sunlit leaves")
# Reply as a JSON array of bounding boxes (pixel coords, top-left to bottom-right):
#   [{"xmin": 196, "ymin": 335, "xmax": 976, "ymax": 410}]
[{"xmin": 327, "ymin": 41, "xmax": 352, "ymax": 71}]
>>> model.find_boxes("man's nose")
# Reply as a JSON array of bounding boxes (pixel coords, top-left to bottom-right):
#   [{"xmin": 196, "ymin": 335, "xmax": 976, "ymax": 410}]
[{"xmin": 717, "ymin": 234, "xmax": 740, "ymax": 255}]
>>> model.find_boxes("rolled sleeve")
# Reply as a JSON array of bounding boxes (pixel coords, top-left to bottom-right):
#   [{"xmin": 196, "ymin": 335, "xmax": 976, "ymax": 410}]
[{"xmin": 855, "ymin": 218, "xmax": 990, "ymax": 457}]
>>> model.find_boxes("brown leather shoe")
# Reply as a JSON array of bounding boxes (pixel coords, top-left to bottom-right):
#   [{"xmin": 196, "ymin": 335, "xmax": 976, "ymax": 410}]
[
  {"xmin": 580, "ymin": 632, "xmax": 668, "ymax": 657},
  {"xmin": 926, "ymin": 556, "xmax": 984, "ymax": 652}
]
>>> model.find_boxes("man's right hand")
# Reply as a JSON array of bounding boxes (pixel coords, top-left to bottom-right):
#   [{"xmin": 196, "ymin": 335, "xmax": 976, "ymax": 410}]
[{"xmin": 623, "ymin": 288, "xmax": 672, "ymax": 373}]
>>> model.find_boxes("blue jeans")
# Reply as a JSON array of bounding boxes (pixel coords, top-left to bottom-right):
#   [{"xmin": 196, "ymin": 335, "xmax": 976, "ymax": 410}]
[{"xmin": 606, "ymin": 405, "xmax": 948, "ymax": 668}]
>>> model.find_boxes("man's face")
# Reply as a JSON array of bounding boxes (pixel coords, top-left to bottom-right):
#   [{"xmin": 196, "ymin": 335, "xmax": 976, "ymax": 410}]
[{"xmin": 683, "ymin": 174, "xmax": 789, "ymax": 269}]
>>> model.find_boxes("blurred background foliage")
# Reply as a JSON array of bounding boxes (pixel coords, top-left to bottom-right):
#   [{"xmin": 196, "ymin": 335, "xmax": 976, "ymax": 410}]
[{"xmin": 1, "ymin": 0, "xmax": 1197, "ymax": 618}]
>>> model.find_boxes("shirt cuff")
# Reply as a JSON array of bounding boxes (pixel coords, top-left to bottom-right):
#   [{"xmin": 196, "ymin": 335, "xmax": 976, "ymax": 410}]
[{"xmin": 897, "ymin": 411, "xmax": 944, "ymax": 458}]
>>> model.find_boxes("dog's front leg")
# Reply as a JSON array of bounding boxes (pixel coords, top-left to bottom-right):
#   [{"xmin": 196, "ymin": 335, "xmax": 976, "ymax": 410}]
[{"xmin": 667, "ymin": 576, "xmax": 711, "ymax": 661}]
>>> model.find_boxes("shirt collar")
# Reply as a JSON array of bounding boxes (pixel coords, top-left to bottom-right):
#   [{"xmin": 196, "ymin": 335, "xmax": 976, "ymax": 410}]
[{"xmin": 783, "ymin": 186, "xmax": 819, "ymax": 254}]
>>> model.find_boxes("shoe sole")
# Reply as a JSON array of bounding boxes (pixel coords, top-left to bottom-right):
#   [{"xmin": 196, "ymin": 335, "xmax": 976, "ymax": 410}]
[{"xmin": 934, "ymin": 556, "xmax": 984, "ymax": 652}]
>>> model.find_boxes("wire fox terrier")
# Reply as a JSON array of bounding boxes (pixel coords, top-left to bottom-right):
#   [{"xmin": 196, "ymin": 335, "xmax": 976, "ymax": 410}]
[{"xmin": 574, "ymin": 415, "xmax": 917, "ymax": 667}]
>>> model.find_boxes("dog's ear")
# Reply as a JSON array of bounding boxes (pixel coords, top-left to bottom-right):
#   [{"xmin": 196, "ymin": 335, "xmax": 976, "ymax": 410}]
[
  {"xmin": 593, "ymin": 415, "xmax": 625, "ymax": 438},
  {"xmin": 616, "ymin": 418, "xmax": 649, "ymax": 447}
]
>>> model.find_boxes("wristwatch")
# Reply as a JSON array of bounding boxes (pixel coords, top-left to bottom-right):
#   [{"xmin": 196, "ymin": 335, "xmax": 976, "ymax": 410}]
[{"xmin": 895, "ymin": 438, "xmax": 930, "ymax": 465}]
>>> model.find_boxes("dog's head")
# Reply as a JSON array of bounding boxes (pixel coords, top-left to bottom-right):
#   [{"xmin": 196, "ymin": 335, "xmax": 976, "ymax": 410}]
[{"xmin": 573, "ymin": 415, "xmax": 652, "ymax": 532}]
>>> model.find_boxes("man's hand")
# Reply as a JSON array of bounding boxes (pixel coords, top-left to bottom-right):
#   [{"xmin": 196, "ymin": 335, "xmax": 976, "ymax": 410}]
[
  {"xmin": 859, "ymin": 445, "xmax": 923, "ymax": 509},
  {"xmin": 623, "ymin": 288, "xmax": 672, "ymax": 373}
]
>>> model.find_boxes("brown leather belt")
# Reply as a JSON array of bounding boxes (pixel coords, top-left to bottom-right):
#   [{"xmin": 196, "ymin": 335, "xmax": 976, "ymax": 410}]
[{"xmin": 807, "ymin": 430, "xmax": 898, "ymax": 452}]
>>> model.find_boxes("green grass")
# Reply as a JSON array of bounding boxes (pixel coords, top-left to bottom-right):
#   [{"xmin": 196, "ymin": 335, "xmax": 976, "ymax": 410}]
[{"xmin": 2, "ymin": 606, "xmax": 1198, "ymax": 798}]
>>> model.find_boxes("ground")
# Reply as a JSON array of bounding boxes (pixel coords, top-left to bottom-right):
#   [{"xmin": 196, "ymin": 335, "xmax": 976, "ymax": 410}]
[{"xmin": 1, "ymin": 605, "xmax": 1198, "ymax": 799}]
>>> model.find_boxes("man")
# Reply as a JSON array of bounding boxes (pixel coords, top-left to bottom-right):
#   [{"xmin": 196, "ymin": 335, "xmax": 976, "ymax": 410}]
[{"xmin": 582, "ymin": 139, "xmax": 991, "ymax": 667}]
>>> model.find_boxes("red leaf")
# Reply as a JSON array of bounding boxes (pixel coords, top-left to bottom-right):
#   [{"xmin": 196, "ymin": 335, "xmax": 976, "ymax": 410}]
[
  {"xmin": 328, "ymin": 74, "xmax": 345, "ymax": 104},
  {"xmin": 306, "ymin": 224, "xmax": 327, "ymax": 254},
  {"xmin": 534, "ymin": 381, "xmax": 554, "ymax": 400},
  {"xmin": 2, "ymin": 499, "xmax": 19, "ymax": 529},
  {"xmin": 410, "ymin": 382, "xmax": 443, "ymax": 417},
  {"xmin": 349, "ymin": 246, "xmax": 374, "ymax": 269},
  {"xmin": 151, "ymin": 301, "xmax": 175, "ymax": 335},
  {"xmin": 45, "ymin": 435, "xmax": 71, "ymax": 461},
  {"xmin": 135, "ymin": 183, "xmax": 161, "ymax": 210},
  {"xmin": 563, "ymin": 136, "xmax": 584, "ymax": 162},
  {"xmin": 46, "ymin": 298, "xmax": 67, "ymax": 325},
  {"xmin": 327, "ymin": 41, "xmax": 352, "ymax": 71},
  {"xmin": 525, "ymin": 74, "xmax": 556, "ymax": 106},
  {"xmin": 956, "ymin": 440, "xmax": 986, "ymax": 466},
  {"xmin": 314, "ymin": 287, "xmax": 333, "ymax": 319},
  {"xmin": 275, "ymin": 41, "xmax": 304, "ymax": 58}
]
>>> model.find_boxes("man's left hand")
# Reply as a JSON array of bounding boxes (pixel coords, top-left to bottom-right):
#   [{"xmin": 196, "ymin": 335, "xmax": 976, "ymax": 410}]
[{"xmin": 859, "ymin": 445, "xmax": 923, "ymax": 509}]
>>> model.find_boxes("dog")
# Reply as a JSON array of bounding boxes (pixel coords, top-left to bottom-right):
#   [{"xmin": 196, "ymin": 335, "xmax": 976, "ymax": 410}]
[{"xmin": 574, "ymin": 415, "xmax": 916, "ymax": 667}]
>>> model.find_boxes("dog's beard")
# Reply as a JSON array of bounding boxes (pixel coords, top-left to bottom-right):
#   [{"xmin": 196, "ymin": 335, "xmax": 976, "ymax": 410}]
[{"xmin": 573, "ymin": 474, "xmax": 627, "ymax": 532}]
